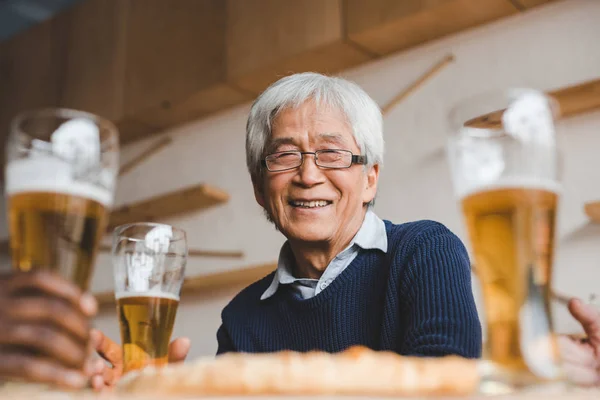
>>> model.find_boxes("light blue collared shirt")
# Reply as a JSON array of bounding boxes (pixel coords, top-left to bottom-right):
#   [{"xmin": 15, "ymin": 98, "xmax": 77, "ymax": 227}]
[{"xmin": 260, "ymin": 209, "xmax": 388, "ymax": 300}]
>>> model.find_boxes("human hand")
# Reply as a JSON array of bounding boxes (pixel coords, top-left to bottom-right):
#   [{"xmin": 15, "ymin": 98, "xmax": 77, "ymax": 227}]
[
  {"xmin": 0, "ymin": 271, "xmax": 97, "ymax": 389},
  {"xmin": 558, "ymin": 298, "xmax": 600, "ymax": 386},
  {"xmin": 88, "ymin": 329, "xmax": 191, "ymax": 391}
]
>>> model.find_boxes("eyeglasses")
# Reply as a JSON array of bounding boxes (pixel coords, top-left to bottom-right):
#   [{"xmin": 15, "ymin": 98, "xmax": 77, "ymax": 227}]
[{"xmin": 261, "ymin": 149, "xmax": 367, "ymax": 172}]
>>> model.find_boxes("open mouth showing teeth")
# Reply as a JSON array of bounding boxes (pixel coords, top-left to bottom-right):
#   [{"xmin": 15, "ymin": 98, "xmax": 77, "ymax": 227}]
[{"xmin": 289, "ymin": 200, "xmax": 332, "ymax": 208}]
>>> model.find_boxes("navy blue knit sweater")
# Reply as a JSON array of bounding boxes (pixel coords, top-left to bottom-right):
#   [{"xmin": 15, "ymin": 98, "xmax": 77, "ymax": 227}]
[{"xmin": 216, "ymin": 220, "xmax": 482, "ymax": 358}]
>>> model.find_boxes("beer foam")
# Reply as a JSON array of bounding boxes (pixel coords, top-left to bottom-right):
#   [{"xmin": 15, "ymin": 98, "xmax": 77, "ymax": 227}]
[
  {"xmin": 51, "ymin": 118, "xmax": 101, "ymax": 169},
  {"xmin": 457, "ymin": 177, "xmax": 562, "ymax": 200},
  {"xmin": 145, "ymin": 225, "xmax": 173, "ymax": 253},
  {"xmin": 5, "ymin": 156, "xmax": 114, "ymax": 207},
  {"xmin": 115, "ymin": 291, "xmax": 180, "ymax": 301},
  {"xmin": 502, "ymin": 90, "xmax": 556, "ymax": 146}
]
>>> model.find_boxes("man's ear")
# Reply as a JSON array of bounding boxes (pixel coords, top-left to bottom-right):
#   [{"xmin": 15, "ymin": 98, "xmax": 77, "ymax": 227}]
[
  {"xmin": 252, "ymin": 176, "xmax": 266, "ymax": 208},
  {"xmin": 362, "ymin": 164, "xmax": 380, "ymax": 205}
]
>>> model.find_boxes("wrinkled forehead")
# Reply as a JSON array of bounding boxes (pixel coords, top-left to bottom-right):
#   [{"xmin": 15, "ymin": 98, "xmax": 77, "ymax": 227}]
[
  {"xmin": 268, "ymin": 100, "xmax": 353, "ymax": 141},
  {"xmin": 271, "ymin": 97, "xmax": 350, "ymax": 126}
]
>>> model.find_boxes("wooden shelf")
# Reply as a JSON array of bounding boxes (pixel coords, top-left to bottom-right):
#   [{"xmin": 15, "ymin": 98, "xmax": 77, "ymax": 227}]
[
  {"xmin": 95, "ymin": 262, "xmax": 276, "ymax": 308},
  {"xmin": 551, "ymin": 289, "xmax": 572, "ymax": 306},
  {"xmin": 584, "ymin": 201, "xmax": 600, "ymax": 223},
  {"xmin": 0, "ymin": 183, "xmax": 230, "ymax": 254},
  {"xmin": 465, "ymin": 78, "xmax": 600, "ymax": 128},
  {"xmin": 0, "ymin": 240, "xmax": 243, "ymax": 260},
  {"xmin": 346, "ymin": 0, "xmax": 541, "ymax": 59},
  {"xmin": 108, "ymin": 183, "xmax": 229, "ymax": 230},
  {"xmin": 98, "ymin": 244, "xmax": 244, "ymax": 259}
]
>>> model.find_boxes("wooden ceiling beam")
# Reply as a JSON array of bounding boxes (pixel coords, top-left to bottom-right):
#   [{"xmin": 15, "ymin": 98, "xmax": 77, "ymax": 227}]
[
  {"xmin": 226, "ymin": 0, "xmax": 373, "ymax": 95},
  {"xmin": 345, "ymin": 0, "xmax": 519, "ymax": 57},
  {"xmin": 0, "ymin": 0, "xmax": 561, "ymax": 149},
  {"xmin": 513, "ymin": 0, "xmax": 558, "ymax": 9}
]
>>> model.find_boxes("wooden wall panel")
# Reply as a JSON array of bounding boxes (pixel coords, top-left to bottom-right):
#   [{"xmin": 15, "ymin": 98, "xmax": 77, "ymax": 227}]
[
  {"xmin": 0, "ymin": 42, "xmax": 15, "ymax": 138},
  {"xmin": 114, "ymin": 117, "xmax": 161, "ymax": 145},
  {"xmin": 119, "ymin": 0, "xmax": 251, "ymax": 143},
  {"xmin": 123, "ymin": 0, "xmax": 227, "ymax": 115},
  {"xmin": 132, "ymin": 84, "xmax": 252, "ymax": 132},
  {"xmin": 0, "ymin": 16, "xmax": 68, "ymax": 126},
  {"xmin": 345, "ymin": 0, "xmax": 519, "ymax": 56},
  {"xmin": 0, "ymin": 15, "xmax": 70, "ymax": 168},
  {"xmin": 345, "ymin": 0, "xmax": 445, "ymax": 35},
  {"xmin": 515, "ymin": 0, "xmax": 558, "ymax": 8},
  {"xmin": 60, "ymin": 0, "xmax": 128, "ymax": 121},
  {"xmin": 0, "ymin": 0, "xmax": 252, "ymax": 145},
  {"xmin": 226, "ymin": 0, "xmax": 374, "ymax": 94}
]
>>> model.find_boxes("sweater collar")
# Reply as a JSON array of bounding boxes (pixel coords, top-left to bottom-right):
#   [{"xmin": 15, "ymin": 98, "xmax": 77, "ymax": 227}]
[{"xmin": 260, "ymin": 209, "xmax": 387, "ymax": 300}]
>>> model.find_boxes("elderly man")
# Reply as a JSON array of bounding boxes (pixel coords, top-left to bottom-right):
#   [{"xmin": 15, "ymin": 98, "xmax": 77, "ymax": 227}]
[
  {"xmin": 92, "ymin": 72, "xmax": 482, "ymax": 383},
  {"xmin": 216, "ymin": 72, "xmax": 482, "ymax": 355}
]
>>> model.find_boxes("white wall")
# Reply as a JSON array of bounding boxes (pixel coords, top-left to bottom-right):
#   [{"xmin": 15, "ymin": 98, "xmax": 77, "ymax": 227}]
[{"xmin": 67, "ymin": 0, "xmax": 600, "ymax": 357}]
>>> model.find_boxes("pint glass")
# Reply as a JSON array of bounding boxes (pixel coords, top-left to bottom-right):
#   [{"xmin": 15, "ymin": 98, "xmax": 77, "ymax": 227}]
[
  {"xmin": 5, "ymin": 108, "xmax": 119, "ymax": 291},
  {"xmin": 446, "ymin": 89, "xmax": 564, "ymax": 393},
  {"xmin": 112, "ymin": 223, "xmax": 187, "ymax": 373}
]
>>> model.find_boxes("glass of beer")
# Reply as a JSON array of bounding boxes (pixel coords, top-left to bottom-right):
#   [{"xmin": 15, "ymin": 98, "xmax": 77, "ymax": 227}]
[
  {"xmin": 446, "ymin": 89, "xmax": 564, "ymax": 394},
  {"xmin": 5, "ymin": 108, "xmax": 119, "ymax": 291},
  {"xmin": 112, "ymin": 222, "xmax": 187, "ymax": 373}
]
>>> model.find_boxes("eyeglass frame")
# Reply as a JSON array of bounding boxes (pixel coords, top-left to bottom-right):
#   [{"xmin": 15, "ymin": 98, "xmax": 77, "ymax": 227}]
[{"xmin": 261, "ymin": 149, "xmax": 367, "ymax": 172}]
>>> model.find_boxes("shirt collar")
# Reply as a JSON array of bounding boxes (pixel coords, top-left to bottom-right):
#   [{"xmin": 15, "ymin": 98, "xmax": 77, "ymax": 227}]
[
  {"xmin": 260, "ymin": 209, "xmax": 387, "ymax": 300},
  {"xmin": 353, "ymin": 208, "xmax": 388, "ymax": 253}
]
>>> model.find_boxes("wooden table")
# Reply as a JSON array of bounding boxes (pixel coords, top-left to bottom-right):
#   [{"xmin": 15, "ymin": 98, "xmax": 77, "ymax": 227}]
[{"xmin": 1, "ymin": 385, "xmax": 599, "ymax": 400}]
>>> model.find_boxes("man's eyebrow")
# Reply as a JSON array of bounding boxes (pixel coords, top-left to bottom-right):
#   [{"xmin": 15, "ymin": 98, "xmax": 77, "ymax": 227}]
[
  {"xmin": 265, "ymin": 133, "xmax": 348, "ymax": 153},
  {"xmin": 318, "ymin": 133, "xmax": 348, "ymax": 146},
  {"xmin": 265, "ymin": 137, "xmax": 297, "ymax": 153}
]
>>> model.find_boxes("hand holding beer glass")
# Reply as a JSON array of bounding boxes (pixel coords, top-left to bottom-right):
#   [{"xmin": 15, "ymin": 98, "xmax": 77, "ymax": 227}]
[
  {"xmin": 447, "ymin": 90, "xmax": 564, "ymax": 393},
  {"xmin": 112, "ymin": 223, "xmax": 187, "ymax": 373},
  {"xmin": 1, "ymin": 108, "xmax": 118, "ymax": 388}
]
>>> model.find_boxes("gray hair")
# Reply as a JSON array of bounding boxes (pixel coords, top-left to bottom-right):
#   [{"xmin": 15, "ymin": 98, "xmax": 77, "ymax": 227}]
[{"xmin": 245, "ymin": 72, "xmax": 384, "ymax": 181}]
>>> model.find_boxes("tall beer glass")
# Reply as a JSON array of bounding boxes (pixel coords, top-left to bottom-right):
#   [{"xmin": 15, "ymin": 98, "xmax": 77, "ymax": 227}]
[
  {"xmin": 5, "ymin": 108, "xmax": 119, "ymax": 291},
  {"xmin": 112, "ymin": 223, "xmax": 187, "ymax": 373},
  {"xmin": 447, "ymin": 89, "xmax": 564, "ymax": 394}
]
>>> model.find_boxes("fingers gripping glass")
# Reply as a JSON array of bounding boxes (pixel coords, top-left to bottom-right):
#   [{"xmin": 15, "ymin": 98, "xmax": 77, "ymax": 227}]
[{"xmin": 261, "ymin": 149, "xmax": 367, "ymax": 172}]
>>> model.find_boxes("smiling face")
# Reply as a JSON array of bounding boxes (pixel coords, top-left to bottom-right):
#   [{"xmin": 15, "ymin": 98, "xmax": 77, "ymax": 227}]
[{"xmin": 253, "ymin": 100, "xmax": 379, "ymax": 246}]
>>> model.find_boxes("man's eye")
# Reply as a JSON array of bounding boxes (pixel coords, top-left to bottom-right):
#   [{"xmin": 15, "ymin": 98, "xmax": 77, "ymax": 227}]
[
  {"xmin": 276, "ymin": 152, "xmax": 297, "ymax": 159},
  {"xmin": 319, "ymin": 150, "xmax": 343, "ymax": 159}
]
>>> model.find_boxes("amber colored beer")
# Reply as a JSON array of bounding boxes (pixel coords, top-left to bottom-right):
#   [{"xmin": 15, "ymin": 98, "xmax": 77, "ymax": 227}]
[
  {"xmin": 117, "ymin": 294, "xmax": 179, "ymax": 373},
  {"xmin": 8, "ymin": 191, "xmax": 107, "ymax": 291},
  {"xmin": 461, "ymin": 183, "xmax": 562, "ymax": 385}
]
